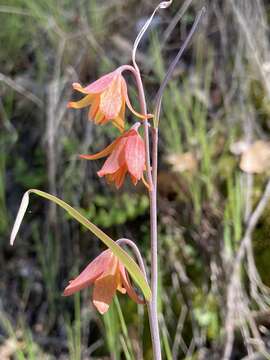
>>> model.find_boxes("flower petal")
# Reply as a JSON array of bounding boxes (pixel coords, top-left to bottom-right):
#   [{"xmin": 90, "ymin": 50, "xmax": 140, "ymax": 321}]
[
  {"xmin": 121, "ymin": 77, "xmax": 153, "ymax": 120},
  {"xmin": 93, "ymin": 274, "xmax": 119, "ymax": 314},
  {"xmin": 97, "ymin": 138, "xmax": 127, "ymax": 175},
  {"xmin": 112, "ymin": 100, "xmax": 126, "ymax": 133},
  {"xmin": 99, "ymin": 75, "xmax": 123, "ymax": 119},
  {"xmin": 80, "ymin": 128, "xmax": 138, "ymax": 162},
  {"xmin": 125, "ymin": 133, "xmax": 145, "ymax": 181},
  {"xmin": 112, "ymin": 116, "xmax": 125, "ymax": 133},
  {"xmin": 88, "ymin": 96, "xmax": 100, "ymax": 120},
  {"xmin": 63, "ymin": 250, "xmax": 112, "ymax": 296},
  {"xmin": 117, "ymin": 283, "xmax": 126, "ymax": 294},
  {"xmin": 80, "ymin": 138, "xmax": 120, "ymax": 161},
  {"xmin": 94, "ymin": 110, "xmax": 106, "ymax": 125},
  {"xmin": 72, "ymin": 72, "xmax": 116, "ymax": 95},
  {"xmin": 119, "ymin": 263, "xmax": 145, "ymax": 304},
  {"xmin": 92, "ymin": 255, "xmax": 119, "ymax": 314},
  {"xmin": 104, "ymin": 166, "xmax": 127, "ymax": 189},
  {"xmin": 68, "ymin": 94, "xmax": 94, "ymax": 109}
]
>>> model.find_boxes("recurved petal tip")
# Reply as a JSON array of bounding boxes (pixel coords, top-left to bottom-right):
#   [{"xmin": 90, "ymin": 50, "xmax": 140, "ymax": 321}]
[
  {"xmin": 79, "ymin": 154, "xmax": 93, "ymax": 160},
  {"xmin": 93, "ymin": 300, "xmax": 110, "ymax": 314},
  {"xmin": 62, "ymin": 287, "xmax": 72, "ymax": 297},
  {"xmin": 72, "ymin": 82, "xmax": 81, "ymax": 89},
  {"xmin": 62, "ymin": 280, "xmax": 79, "ymax": 296},
  {"xmin": 119, "ymin": 264, "xmax": 145, "ymax": 305}
]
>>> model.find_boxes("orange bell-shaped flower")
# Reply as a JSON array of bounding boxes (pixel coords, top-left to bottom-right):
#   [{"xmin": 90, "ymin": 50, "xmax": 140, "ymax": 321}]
[
  {"xmin": 80, "ymin": 123, "xmax": 146, "ymax": 189},
  {"xmin": 68, "ymin": 67, "xmax": 148, "ymax": 132},
  {"xmin": 63, "ymin": 249, "xmax": 143, "ymax": 314}
]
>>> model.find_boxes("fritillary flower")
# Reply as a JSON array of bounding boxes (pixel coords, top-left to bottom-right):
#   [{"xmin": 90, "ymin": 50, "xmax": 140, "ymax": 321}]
[
  {"xmin": 63, "ymin": 249, "xmax": 143, "ymax": 314},
  {"xmin": 68, "ymin": 67, "xmax": 148, "ymax": 132},
  {"xmin": 80, "ymin": 123, "xmax": 146, "ymax": 189}
]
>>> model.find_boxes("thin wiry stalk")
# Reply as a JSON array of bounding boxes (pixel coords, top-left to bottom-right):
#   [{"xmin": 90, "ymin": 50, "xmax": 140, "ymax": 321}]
[
  {"xmin": 161, "ymin": 0, "xmax": 193, "ymax": 49},
  {"xmin": 154, "ymin": 6, "xmax": 206, "ymax": 127},
  {"xmin": 131, "ymin": 0, "xmax": 173, "ymax": 190},
  {"xmin": 116, "ymin": 238, "xmax": 147, "ymax": 279},
  {"xmin": 134, "ymin": 67, "xmax": 161, "ymax": 360},
  {"xmin": 131, "ymin": 3, "xmax": 169, "ymax": 351},
  {"xmin": 0, "ymin": 72, "xmax": 43, "ymax": 108},
  {"xmin": 132, "ymin": 1, "xmax": 173, "ymax": 74},
  {"xmin": 124, "ymin": 46, "xmax": 161, "ymax": 358}
]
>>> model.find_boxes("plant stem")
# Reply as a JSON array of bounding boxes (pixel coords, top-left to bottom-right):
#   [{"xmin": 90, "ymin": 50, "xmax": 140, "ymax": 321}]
[
  {"xmin": 149, "ymin": 127, "xmax": 160, "ymax": 359},
  {"xmin": 132, "ymin": 67, "xmax": 161, "ymax": 360},
  {"xmin": 116, "ymin": 238, "xmax": 147, "ymax": 279}
]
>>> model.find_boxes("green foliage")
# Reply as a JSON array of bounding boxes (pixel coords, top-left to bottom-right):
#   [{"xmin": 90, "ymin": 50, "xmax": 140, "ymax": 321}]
[
  {"xmin": 0, "ymin": 313, "xmax": 49, "ymax": 359},
  {"xmin": 0, "ymin": 154, "xmax": 8, "ymax": 234},
  {"xmin": 253, "ymin": 206, "xmax": 270, "ymax": 287},
  {"xmin": 33, "ymin": 224, "xmax": 61, "ymax": 322},
  {"xmin": 151, "ymin": 34, "xmax": 218, "ymax": 223},
  {"xmin": 149, "ymin": 25, "xmax": 247, "ymax": 354},
  {"xmin": 66, "ymin": 292, "xmax": 82, "ymax": 360},
  {"xmin": 0, "ymin": 1, "xmax": 34, "ymax": 69},
  {"xmin": 194, "ymin": 292, "xmax": 220, "ymax": 340},
  {"xmin": 80, "ymin": 192, "xmax": 149, "ymax": 228},
  {"xmin": 0, "ymin": 96, "xmax": 18, "ymax": 235},
  {"xmin": 114, "ymin": 296, "xmax": 136, "ymax": 360},
  {"xmin": 3, "ymin": 0, "xmax": 270, "ymax": 358},
  {"xmin": 14, "ymin": 157, "xmax": 45, "ymax": 188},
  {"xmin": 103, "ymin": 300, "xmax": 121, "ymax": 359},
  {"xmin": 224, "ymin": 173, "xmax": 244, "ymax": 245}
]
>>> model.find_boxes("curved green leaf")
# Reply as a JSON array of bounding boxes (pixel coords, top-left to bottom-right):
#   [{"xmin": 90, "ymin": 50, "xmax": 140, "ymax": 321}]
[{"xmin": 10, "ymin": 189, "xmax": 151, "ymax": 301}]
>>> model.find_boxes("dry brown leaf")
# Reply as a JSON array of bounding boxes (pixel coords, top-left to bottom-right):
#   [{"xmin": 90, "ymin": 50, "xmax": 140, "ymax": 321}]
[
  {"xmin": 166, "ymin": 152, "xmax": 198, "ymax": 173},
  {"xmin": 240, "ymin": 140, "xmax": 270, "ymax": 173},
  {"xmin": 230, "ymin": 140, "xmax": 250, "ymax": 155}
]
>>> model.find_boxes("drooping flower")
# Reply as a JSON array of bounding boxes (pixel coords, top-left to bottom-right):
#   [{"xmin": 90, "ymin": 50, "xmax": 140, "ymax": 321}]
[
  {"xmin": 63, "ymin": 249, "xmax": 143, "ymax": 314},
  {"xmin": 80, "ymin": 123, "xmax": 146, "ymax": 189},
  {"xmin": 68, "ymin": 67, "xmax": 148, "ymax": 132}
]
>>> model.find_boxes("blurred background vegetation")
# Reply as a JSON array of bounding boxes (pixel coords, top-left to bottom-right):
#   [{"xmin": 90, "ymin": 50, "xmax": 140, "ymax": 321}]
[{"xmin": 2, "ymin": 0, "xmax": 270, "ymax": 359}]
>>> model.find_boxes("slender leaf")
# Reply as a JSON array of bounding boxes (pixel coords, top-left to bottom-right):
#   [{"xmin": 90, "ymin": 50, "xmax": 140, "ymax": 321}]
[{"xmin": 10, "ymin": 189, "xmax": 151, "ymax": 301}]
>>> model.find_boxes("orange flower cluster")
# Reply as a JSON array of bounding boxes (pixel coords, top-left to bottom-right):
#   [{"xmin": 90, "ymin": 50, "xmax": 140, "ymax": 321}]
[
  {"xmin": 67, "ymin": 67, "xmax": 149, "ymax": 312},
  {"xmin": 68, "ymin": 67, "xmax": 147, "ymax": 189}
]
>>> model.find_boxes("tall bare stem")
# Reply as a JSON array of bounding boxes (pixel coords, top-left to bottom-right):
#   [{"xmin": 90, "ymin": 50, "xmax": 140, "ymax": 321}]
[{"xmin": 132, "ymin": 67, "xmax": 161, "ymax": 359}]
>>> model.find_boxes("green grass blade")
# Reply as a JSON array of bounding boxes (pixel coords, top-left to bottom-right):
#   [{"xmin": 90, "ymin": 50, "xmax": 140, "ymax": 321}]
[{"xmin": 114, "ymin": 296, "xmax": 135, "ymax": 360}]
